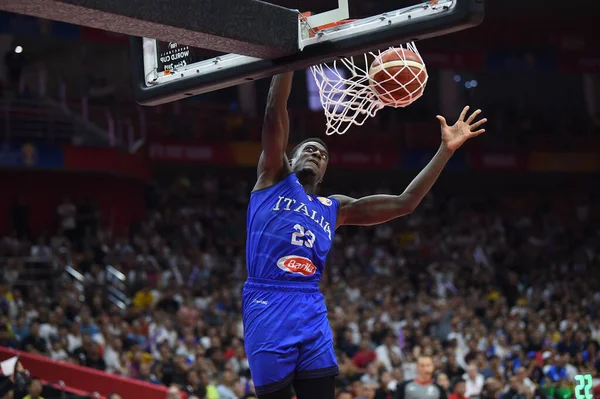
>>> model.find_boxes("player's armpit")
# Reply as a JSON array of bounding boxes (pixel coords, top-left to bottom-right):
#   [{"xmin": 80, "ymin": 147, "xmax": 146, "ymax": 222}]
[
  {"xmin": 332, "ymin": 194, "xmax": 417, "ymax": 228},
  {"xmin": 256, "ymin": 73, "xmax": 294, "ymax": 189}
]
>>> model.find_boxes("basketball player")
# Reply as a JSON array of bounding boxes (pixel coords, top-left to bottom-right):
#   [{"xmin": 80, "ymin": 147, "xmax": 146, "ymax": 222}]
[
  {"xmin": 396, "ymin": 357, "xmax": 447, "ymax": 399},
  {"xmin": 243, "ymin": 72, "xmax": 486, "ymax": 399}
]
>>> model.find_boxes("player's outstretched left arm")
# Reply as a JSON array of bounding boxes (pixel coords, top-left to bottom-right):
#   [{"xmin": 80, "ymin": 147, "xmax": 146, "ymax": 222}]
[{"xmin": 332, "ymin": 106, "xmax": 487, "ymax": 227}]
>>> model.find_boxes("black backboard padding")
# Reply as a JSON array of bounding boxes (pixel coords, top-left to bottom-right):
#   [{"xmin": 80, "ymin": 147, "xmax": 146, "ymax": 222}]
[
  {"xmin": 0, "ymin": 0, "xmax": 299, "ymax": 59},
  {"xmin": 132, "ymin": 0, "xmax": 485, "ymax": 106}
]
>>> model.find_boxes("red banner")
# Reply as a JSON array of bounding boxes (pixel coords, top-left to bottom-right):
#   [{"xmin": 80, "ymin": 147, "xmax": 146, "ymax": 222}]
[
  {"xmin": 558, "ymin": 55, "xmax": 600, "ymax": 73},
  {"xmin": 81, "ymin": 27, "xmax": 128, "ymax": 44},
  {"xmin": 328, "ymin": 149, "xmax": 399, "ymax": 168},
  {"xmin": 149, "ymin": 143, "xmax": 233, "ymax": 164},
  {"xmin": 0, "ymin": 347, "xmax": 174, "ymax": 399},
  {"xmin": 63, "ymin": 146, "xmax": 151, "ymax": 180},
  {"xmin": 0, "ymin": 170, "xmax": 146, "ymax": 235},
  {"xmin": 468, "ymin": 153, "xmax": 528, "ymax": 171},
  {"xmin": 421, "ymin": 52, "xmax": 485, "ymax": 70}
]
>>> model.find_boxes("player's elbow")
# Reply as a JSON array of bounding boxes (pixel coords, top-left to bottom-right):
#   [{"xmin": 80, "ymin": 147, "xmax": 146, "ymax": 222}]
[{"xmin": 397, "ymin": 194, "xmax": 419, "ymax": 215}]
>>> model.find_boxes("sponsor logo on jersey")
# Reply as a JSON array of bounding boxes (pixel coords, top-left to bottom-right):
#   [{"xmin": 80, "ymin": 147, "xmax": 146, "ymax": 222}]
[
  {"xmin": 318, "ymin": 197, "xmax": 332, "ymax": 206},
  {"xmin": 277, "ymin": 255, "xmax": 317, "ymax": 276}
]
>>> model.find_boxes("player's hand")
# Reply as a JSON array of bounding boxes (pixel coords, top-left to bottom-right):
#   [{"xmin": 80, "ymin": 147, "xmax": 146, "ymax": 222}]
[{"xmin": 436, "ymin": 106, "xmax": 487, "ymax": 152}]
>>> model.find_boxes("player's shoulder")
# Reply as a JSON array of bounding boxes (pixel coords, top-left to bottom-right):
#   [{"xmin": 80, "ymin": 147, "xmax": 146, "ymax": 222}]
[
  {"xmin": 251, "ymin": 172, "xmax": 297, "ymax": 195},
  {"xmin": 315, "ymin": 196, "xmax": 337, "ymax": 207},
  {"xmin": 329, "ymin": 194, "xmax": 352, "ymax": 205}
]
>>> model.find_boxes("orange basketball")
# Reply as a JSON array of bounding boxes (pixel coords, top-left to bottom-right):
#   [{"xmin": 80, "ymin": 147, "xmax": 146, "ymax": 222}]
[{"xmin": 368, "ymin": 48, "xmax": 428, "ymax": 107}]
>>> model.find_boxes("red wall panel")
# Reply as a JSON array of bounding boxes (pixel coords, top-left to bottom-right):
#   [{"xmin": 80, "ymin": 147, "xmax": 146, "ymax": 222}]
[{"xmin": 1, "ymin": 170, "xmax": 146, "ymax": 236}]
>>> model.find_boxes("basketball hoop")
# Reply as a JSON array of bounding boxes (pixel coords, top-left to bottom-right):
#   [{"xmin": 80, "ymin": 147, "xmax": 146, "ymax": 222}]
[{"xmin": 307, "ymin": 20, "xmax": 428, "ymax": 135}]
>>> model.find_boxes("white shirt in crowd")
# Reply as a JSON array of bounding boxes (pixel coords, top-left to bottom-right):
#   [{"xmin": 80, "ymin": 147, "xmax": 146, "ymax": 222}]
[
  {"xmin": 375, "ymin": 344, "xmax": 402, "ymax": 372},
  {"xmin": 104, "ymin": 345, "xmax": 121, "ymax": 373},
  {"xmin": 39, "ymin": 323, "xmax": 57, "ymax": 342},
  {"xmin": 402, "ymin": 361, "xmax": 417, "ymax": 381},
  {"xmin": 57, "ymin": 201, "xmax": 76, "ymax": 230},
  {"xmin": 31, "ymin": 245, "xmax": 52, "ymax": 259},
  {"xmin": 50, "ymin": 347, "xmax": 69, "ymax": 362},
  {"xmin": 463, "ymin": 373, "xmax": 485, "ymax": 398},
  {"xmin": 216, "ymin": 385, "xmax": 237, "ymax": 399},
  {"xmin": 67, "ymin": 333, "xmax": 82, "ymax": 353},
  {"xmin": 522, "ymin": 377, "xmax": 536, "ymax": 395}
]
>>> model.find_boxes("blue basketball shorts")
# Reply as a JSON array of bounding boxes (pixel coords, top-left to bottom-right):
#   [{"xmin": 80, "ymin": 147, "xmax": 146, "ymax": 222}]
[{"xmin": 242, "ymin": 278, "xmax": 338, "ymax": 396}]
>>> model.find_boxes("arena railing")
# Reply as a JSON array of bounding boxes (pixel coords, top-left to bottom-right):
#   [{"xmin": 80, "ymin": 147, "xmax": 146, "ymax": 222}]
[{"xmin": 0, "ymin": 97, "xmax": 108, "ymax": 146}]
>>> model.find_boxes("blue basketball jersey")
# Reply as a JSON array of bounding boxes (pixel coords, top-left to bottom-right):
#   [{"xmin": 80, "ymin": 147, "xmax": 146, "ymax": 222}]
[{"xmin": 246, "ymin": 173, "xmax": 340, "ymax": 283}]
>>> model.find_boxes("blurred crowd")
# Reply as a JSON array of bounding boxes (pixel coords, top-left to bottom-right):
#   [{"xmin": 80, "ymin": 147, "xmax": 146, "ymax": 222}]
[{"xmin": 1, "ymin": 172, "xmax": 600, "ymax": 399}]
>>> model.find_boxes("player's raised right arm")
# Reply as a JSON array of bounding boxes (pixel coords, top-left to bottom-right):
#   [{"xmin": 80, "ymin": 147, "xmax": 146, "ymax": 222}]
[{"xmin": 254, "ymin": 72, "xmax": 294, "ymax": 190}]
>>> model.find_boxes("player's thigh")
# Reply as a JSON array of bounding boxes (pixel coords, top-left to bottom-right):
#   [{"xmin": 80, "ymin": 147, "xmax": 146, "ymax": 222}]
[
  {"xmin": 295, "ymin": 299, "xmax": 338, "ymax": 377},
  {"xmin": 293, "ymin": 376, "xmax": 336, "ymax": 399},
  {"xmin": 242, "ymin": 288, "xmax": 303, "ymax": 393},
  {"xmin": 246, "ymin": 346, "xmax": 298, "ymax": 395}
]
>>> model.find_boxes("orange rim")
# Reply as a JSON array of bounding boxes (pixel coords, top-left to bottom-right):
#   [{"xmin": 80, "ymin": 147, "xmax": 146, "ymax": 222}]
[
  {"xmin": 313, "ymin": 19, "xmax": 356, "ymax": 32},
  {"xmin": 299, "ymin": 12, "xmax": 356, "ymax": 38}
]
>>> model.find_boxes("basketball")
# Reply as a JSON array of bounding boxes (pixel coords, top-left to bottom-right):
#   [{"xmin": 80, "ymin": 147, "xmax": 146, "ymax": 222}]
[{"xmin": 368, "ymin": 47, "xmax": 428, "ymax": 107}]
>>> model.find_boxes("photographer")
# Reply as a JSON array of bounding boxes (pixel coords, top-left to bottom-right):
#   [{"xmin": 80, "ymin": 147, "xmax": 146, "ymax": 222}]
[{"xmin": 0, "ymin": 358, "xmax": 31, "ymax": 399}]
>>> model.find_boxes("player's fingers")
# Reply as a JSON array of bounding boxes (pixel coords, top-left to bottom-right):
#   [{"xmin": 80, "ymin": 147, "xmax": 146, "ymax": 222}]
[
  {"xmin": 436, "ymin": 115, "xmax": 448, "ymax": 127},
  {"xmin": 470, "ymin": 129, "xmax": 486, "ymax": 137},
  {"xmin": 459, "ymin": 106, "xmax": 470, "ymax": 122},
  {"xmin": 470, "ymin": 118, "xmax": 488, "ymax": 130},
  {"xmin": 466, "ymin": 109, "xmax": 482, "ymax": 124}
]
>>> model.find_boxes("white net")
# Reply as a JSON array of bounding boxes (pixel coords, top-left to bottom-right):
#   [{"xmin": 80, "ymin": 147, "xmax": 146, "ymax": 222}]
[{"xmin": 310, "ymin": 42, "xmax": 428, "ymax": 136}]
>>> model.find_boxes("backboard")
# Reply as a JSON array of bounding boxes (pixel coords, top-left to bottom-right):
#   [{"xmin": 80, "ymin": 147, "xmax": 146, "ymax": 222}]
[{"xmin": 131, "ymin": 0, "xmax": 484, "ymax": 106}]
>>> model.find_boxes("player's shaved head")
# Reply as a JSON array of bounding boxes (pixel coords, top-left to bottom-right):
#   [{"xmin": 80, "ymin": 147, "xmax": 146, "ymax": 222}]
[{"xmin": 290, "ymin": 138, "xmax": 328, "ymax": 159}]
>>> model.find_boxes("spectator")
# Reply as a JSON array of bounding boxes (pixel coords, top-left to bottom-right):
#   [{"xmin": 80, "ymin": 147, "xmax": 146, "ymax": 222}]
[
  {"xmin": 138, "ymin": 361, "xmax": 162, "ymax": 385},
  {"xmin": 38, "ymin": 312, "xmax": 58, "ymax": 343},
  {"xmin": 353, "ymin": 340, "xmax": 377, "ymax": 373},
  {"xmin": 361, "ymin": 381, "xmax": 378, "ymax": 399},
  {"xmin": 480, "ymin": 378, "xmax": 502, "ymax": 399},
  {"xmin": 375, "ymin": 333, "xmax": 402, "ymax": 372},
  {"xmin": 11, "ymin": 316, "xmax": 29, "ymax": 342},
  {"xmin": 337, "ymin": 391, "xmax": 352, "ymax": 399},
  {"xmin": 49, "ymin": 338, "xmax": 68, "ymax": 361},
  {"xmin": 133, "ymin": 287, "xmax": 155, "ymax": 312},
  {"xmin": 20, "ymin": 321, "xmax": 47, "ymax": 355},
  {"xmin": 436, "ymin": 373, "xmax": 450, "ymax": 393},
  {"xmin": 502, "ymin": 376, "xmax": 527, "ymax": 399},
  {"xmin": 448, "ymin": 378, "xmax": 467, "ymax": 399},
  {"xmin": 56, "ymin": 197, "xmax": 77, "ymax": 243},
  {"xmin": 78, "ymin": 310, "xmax": 100, "ymax": 336},
  {"xmin": 216, "ymin": 370, "xmax": 237, "ymax": 399},
  {"xmin": 166, "ymin": 385, "xmax": 181, "ymax": 399},
  {"xmin": 361, "ymin": 363, "xmax": 380, "ymax": 385},
  {"xmin": 23, "ymin": 377, "xmax": 43, "ymax": 399},
  {"xmin": 444, "ymin": 354, "xmax": 465, "ymax": 380},
  {"xmin": 514, "ymin": 367, "xmax": 535, "ymax": 397},
  {"xmin": 104, "ymin": 337, "xmax": 124, "ymax": 373},
  {"xmin": 463, "ymin": 363, "xmax": 484, "ymax": 399},
  {"xmin": 66, "ymin": 322, "xmax": 82, "ymax": 353}
]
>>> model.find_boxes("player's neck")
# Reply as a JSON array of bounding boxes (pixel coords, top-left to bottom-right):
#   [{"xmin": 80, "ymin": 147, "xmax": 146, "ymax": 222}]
[
  {"xmin": 303, "ymin": 183, "xmax": 317, "ymax": 194},
  {"xmin": 296, "ymin": 173, "xmax": 319, "ymax": 194}
]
